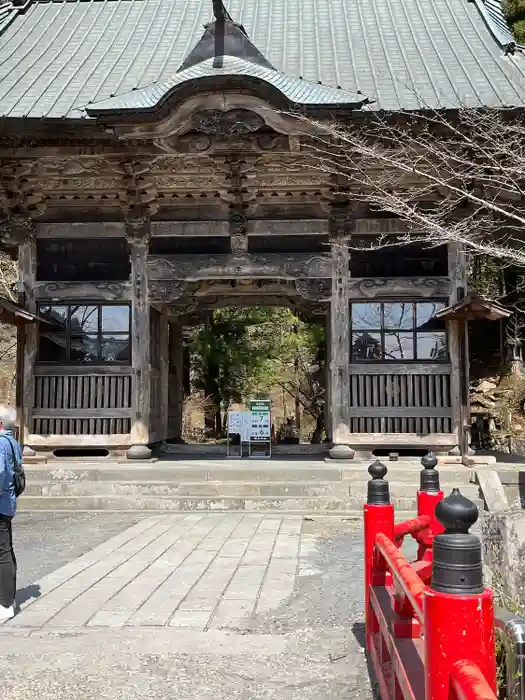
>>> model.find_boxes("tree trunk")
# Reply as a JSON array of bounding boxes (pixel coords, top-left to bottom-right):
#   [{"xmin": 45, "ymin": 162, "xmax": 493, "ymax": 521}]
[{"xmin": 295, "ymin": 392, "xmax": 301, "ymax": 434}]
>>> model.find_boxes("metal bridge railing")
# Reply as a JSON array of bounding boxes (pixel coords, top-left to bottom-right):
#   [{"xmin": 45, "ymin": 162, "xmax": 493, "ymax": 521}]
[{"xmin": 495, "ymin": 606, "xmax": 525, "ymax": 700}]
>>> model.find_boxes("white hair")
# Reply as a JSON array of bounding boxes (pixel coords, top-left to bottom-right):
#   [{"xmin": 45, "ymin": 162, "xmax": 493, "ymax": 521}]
[{"xmin": 0, "ymin": 406, "xmax": 17, "ymax": 430}]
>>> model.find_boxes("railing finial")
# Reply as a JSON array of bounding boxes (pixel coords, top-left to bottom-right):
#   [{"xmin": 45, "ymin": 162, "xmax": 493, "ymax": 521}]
[
  {"xmin": 431, "ymin": 488, "xmax": 483, "ymax": 595},
  {"xmin": 420, "ymin": 452, "xmax": 440, "ymax": 493},
  {"xmin": 367, "ymin": 459, "xmax": 390, "ymax": 505}
]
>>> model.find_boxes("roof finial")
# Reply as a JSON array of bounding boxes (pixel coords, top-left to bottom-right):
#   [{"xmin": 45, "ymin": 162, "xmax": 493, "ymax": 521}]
[{"xmin": 212, "ymin": 0, "xmax": 232, "ymax": 22}]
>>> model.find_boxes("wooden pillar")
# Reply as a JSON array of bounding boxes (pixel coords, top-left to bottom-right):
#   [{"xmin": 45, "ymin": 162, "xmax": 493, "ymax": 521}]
[
  {"xmin": 325, "ymin": 311, "xmax": 332, "ymax": 442},
  {"xmin": 17, "ymin": 221, "xmax": 37, "ymax": 454},
  {"xmin": 126, "ymin": 217, "xmax": 152, "ymax": 459},
  {"xmin": 447, "ymin": 242, "xmax": 470, "ymax": 459},
  {"xmin": 328, "ymin": 207, "xmax": 354, "ymax": 459},
  {"xmin": 159, "ymin": 308, "xmax": 170, "ymax": 442},
  {"xmin": 168, "ymin": 321, "xmax": 185, "ymax": 442}
]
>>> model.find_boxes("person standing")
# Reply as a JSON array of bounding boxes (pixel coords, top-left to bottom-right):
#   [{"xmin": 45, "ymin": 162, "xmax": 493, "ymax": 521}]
[{"xmin": 0, "ymin": 406, "xmax": 22, "ymax": 620}]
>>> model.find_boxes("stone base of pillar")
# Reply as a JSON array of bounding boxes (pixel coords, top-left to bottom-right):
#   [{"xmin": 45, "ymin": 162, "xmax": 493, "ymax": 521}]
[
  {"xmin": 22, "ymin": 445, "xmax": 36, "ymax": 457},
  {"xmin": 328, "ymin": 444, "xmax": 355, "ymax": 460},
  {"xmin": 126, "ymin": 444, "xmax": 152, "ymax": 460}
]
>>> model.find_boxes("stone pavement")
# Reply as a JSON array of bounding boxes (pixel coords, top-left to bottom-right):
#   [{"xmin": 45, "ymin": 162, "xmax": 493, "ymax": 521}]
[{"xmin": 0, "ymin": 513, "xmax": 375, "ymax": 699}]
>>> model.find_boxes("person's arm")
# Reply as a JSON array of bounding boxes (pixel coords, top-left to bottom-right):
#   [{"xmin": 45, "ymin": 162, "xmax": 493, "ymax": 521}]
[{"xmin": 0, "ymin": 440, "xmax": 8, "ymax": 484}]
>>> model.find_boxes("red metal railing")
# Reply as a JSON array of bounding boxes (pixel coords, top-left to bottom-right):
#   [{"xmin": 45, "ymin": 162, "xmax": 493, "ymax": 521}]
[{"xmin": 364, "ymin": 457, "xmax": 497, "ymax": 700}]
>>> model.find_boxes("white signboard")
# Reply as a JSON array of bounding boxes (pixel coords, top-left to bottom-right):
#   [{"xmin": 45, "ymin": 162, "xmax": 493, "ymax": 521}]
[
  {"xmin": 250, "ymin": 409, "xmax": 271, "ymax": 441},
  {"xmin": 227, "ymin": 411, "xmax": 243, "ymax": 435},
  {"xmin": 240, "ymin": 412, "xmax": 252, "ymax": 442}
]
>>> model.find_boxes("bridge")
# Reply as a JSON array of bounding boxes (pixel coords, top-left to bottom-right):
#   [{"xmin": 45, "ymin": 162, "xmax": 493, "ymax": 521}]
[{"xmin": 364, "ymin": 455, "xmax": 524, "ymax": 700}]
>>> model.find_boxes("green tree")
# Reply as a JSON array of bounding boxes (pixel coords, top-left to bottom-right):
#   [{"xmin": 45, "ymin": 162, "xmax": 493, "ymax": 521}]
[
  {"xmin": 504, "ymin": 0, "xmax": 525, "ymax": 43},
  {"xmin": 188, "ymin": 307, "xmax": 325, "ymax": 438}
]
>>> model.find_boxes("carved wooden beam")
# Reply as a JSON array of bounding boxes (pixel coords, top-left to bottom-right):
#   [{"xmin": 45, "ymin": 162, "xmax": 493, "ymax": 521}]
[
  {"xmin": 149, "ymin": 281, "xmax": 188, "ymax": 303},
  {"xmin": 295, "ymin": 278, "xmax": 331, "ymax": 302},
  {"xmin": 147, "ymin": 253, "xmax": 333, "ymax": 280},
  {"xmin": 36, "ymin": 222, "xmax": 126, "ymax": 239},
  {"xmin": 0, "ymin": 214, "xmax": 36, "ymax": 248},
  {"xmin": 347, "ymin": 277, "xmax": 450, "ymax": 300},
  {"xmin": 34, "ymin": 281, "xmax": 132, "ymax": 302}
]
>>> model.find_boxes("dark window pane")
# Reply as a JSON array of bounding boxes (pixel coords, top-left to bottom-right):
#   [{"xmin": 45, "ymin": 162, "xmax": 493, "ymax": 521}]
[
  {"xmin": 417, "ymin": 332, "xmax": 447, "ymax": 360},
  {"xmin": 383, "ymin": 302, "xmax": 414, "ymax": 329},
  {"xmin": 100, "ymin": 334, "xmax": 130, "ymax": 363},
  {"xmin": 384, "ymin": 332, "xmax": 414, "ymax": 360},
  {"xmin": 351, "ymin": 303, "xmax": 381, "ymax": 330},
  {"xmin": 352, "ymin": 332, "xmax": 382, "ymax": 360},
  {"xmin": 70, "ymin": 334, "xmax": 100, "ymax": 362},
  {"xmin": 38, "ymin": 305, "xmax": 68, "ymax": 329},
  {"xmin": 70, "ymin": 306, "xmax": 98, "ymax": 334},
  {"xmin": 101, "ymin": 306, "xmax": 130, "ymax": 333},
  {"xmin": 38, "ymin": 334, "xmax": 67, "ymax": 362},
  {"xmin": 416, "ymin": 302, "xmax": 446, "ymax": 327}
]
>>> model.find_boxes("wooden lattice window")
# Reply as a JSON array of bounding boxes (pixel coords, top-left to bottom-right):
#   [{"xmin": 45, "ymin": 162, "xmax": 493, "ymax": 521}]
[
  {"xmin": 37, "ymin": 304, "xmax": 131, "ymax": 364},
  {"xmin": 350, "ymin": 301, "xmax": 447, "ymax": 362}
]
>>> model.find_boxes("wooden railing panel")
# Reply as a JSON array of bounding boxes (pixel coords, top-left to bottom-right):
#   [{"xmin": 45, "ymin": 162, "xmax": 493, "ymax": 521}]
[
  {"xmin": 32, "ymin": 371, "xmax": 132, "ymax": 436},
  {"xmin": 149, "ymin": 369, "xmax": 162, "ymax": 440},
  {"xmin": 349, "ymin": 364, "xmax": 452, "ymax": 434}
]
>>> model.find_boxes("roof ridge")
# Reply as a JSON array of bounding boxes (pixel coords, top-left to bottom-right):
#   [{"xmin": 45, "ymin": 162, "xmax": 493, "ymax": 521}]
[{"xmin": 178, "ymin": 11, "xmax": 274, "ymax": 73}]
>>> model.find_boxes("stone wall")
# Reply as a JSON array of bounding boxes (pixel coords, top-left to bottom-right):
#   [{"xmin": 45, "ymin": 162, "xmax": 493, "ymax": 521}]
[{"xmin": 482, "ymin": 511, "xmax": 525, "ymax": 607}]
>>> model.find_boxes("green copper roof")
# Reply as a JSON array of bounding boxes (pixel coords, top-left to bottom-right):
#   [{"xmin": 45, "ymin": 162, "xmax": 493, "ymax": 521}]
[
  {"xmin": 0, "ymin": 0, "xmax": 523, "ymax": 120},
  {"xmin": 86, "ymin": 56, "xmax": 369, "ymax": 116}
]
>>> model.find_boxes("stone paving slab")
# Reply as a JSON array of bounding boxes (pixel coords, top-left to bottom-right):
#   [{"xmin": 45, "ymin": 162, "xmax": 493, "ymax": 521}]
[
  {"xmin": 4, "ymin": 513, "xmax": 309, "ymax": 631},
  {"xmin": 0, "ymin": 513, "xmax": 376, "ymax": 699}
]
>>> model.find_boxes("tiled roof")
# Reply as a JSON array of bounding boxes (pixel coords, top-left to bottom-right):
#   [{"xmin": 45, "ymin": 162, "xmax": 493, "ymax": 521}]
[
  {"xmin": 0, "ymin": 0, "xmax": 524, "ymax": 120},
  {"xmin": 478, "ymin": 0, "xmax": 515, "ymax": 45},
  {"xmin": 87, "ymin": 55, "xmax": 369, "ymax": 116}
]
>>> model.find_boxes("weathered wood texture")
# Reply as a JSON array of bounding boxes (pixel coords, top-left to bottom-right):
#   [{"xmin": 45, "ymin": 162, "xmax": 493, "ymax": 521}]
[
  {"xmin": 147, "ymin": 253, "xmax": 332, "ymax": 281},
  {"xmin": 129, "ymin": 230, "xmax": 151, "ymax": 445},
  {"xmin": 149, "ymin": 369, "xmax": 162, "ymax": 442},
  {"xmin": 34, "ymin": 281, "xmax": 131, "ymax": 301},
  {"xmin": 159, "ymin": 309, "xmax": 170, "ymax": 441},
  {"xmin": 324, "ymin": 313, "xmax": 332, "ymax": 441},
  {"xmin": 19, "ymin": 234, "xmax": 37, "ymax": 445},
  {"xmin": 35, "ymin": 222, "xmax": 126, "ymax": 238},
  {"xmin": 348, "ymin": 365, "xmax": 451, "ymax": 434},
  {"xmin": 168, "ymin": 322, "xmax": 184, "ymax": 441},
  {"xmin": 330, "ymin": 238, "xmax": 351, "ymax": 444},
  {"xmin": 347, "ymin": 277, "xmax": 450, "ymax": 300},
  {"xmin": 447, "ymin": 242, "xmax": 468, "ymax": 453},
  {"xmin": 27, "ymin": 433, "xmax": 132, "ymax": 447},
  {"xmin": 32, "ymin": 371, "xmax": 132, "ymax": 435}
]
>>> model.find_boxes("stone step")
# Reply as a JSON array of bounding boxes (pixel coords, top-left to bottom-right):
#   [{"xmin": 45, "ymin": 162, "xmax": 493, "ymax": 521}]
[
  {"xmin": 17, "ymin": 493, "xmax": 485, "ymax": 513},
  {"xmin": 22, "ymin": 479, "xmax": 482, "ymax": 501},
  {"xmin": 23, "ymin": 463, "xmax": 473, "ymax": 485}
]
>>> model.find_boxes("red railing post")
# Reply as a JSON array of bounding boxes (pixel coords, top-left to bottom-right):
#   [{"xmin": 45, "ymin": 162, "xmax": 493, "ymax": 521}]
[
  {"xmin": 416, "ymin": 453, "xmax": 444, "ymax": 561},
  {"xmin": 424, "ymin": 489, "xmax": 497, "ymax": 700},
  {"xmin": 364, "ymin": 460, "xmax": 395, "ymax": 651}
]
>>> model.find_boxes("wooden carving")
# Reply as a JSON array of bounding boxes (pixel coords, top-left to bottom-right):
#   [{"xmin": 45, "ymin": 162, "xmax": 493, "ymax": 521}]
[
  {"xmin": 0, "ymin": 215, "xmax": 36, "ymax": 246},
  {"xmin": 329, "ymin": 204, "xmax": 353, "ymax": 239},
  {"xmin": 35, "ymin": 281, "xmax": 131, "ymax": 301},
  {"xmin": 347, "ymin": 277, "xmax": 450, "ymax": 299},
  {"xmin": 149, "ymin": 281, "xmax": 188, "ymax": 303},
  {"xmin": 147, "ymin": 253, "xmax": 332, "ymax": 280},
  {"xmin": 295, "ymin": 278, "xmax": 332, "ymax": 301},
  {"xmin": 191, "ymin": 109, "xmax": 265, "ymax": 137},
  {"xmin": 125, "ymin": 215, "xmax": 151, "ymax": 245}
]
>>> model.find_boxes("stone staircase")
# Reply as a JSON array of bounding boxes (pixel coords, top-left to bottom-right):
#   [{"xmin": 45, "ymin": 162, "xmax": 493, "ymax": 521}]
[{"xmin": 17, "ymin": 459, "xmax": 484, "ymax": 515}]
